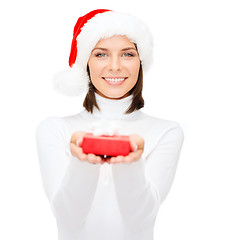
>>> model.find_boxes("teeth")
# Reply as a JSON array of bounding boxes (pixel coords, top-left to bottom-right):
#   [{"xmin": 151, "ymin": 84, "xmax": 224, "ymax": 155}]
[{"xmin": 104, "ymin": 78, "xmax": 126, "ymax": 82}]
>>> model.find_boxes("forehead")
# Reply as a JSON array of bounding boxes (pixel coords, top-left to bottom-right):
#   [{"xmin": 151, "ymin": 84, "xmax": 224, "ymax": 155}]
[{"xmin": 94, "ymin": 35, "xmax": 136, "ymax": 50}]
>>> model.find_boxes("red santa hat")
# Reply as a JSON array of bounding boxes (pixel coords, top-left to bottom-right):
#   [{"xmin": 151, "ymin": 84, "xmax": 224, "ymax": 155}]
[{"xmin": 53, "ymin": 9, "xmax": 153, "ymax": 96}]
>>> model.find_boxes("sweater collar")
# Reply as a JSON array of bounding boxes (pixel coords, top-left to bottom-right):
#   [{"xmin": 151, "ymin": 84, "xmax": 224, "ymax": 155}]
[{"xmin": 80, "ymin": 92, "xmax": 142, "ymax": 120}]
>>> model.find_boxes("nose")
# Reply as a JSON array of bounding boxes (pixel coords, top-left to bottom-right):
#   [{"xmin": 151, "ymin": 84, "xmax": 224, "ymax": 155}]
[{"xmin": 108, "ymin": 55, "xmax": 121, "ymax": 71}]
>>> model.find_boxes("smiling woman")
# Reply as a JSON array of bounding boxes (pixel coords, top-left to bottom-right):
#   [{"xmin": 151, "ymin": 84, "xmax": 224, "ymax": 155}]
[
  {"xmin": 36, "ymin": 9, "xmax": 184, "ymax": 240},
  {"xmin": 84, "ymin": 36, "xmax": 144, "ymax": 113}
]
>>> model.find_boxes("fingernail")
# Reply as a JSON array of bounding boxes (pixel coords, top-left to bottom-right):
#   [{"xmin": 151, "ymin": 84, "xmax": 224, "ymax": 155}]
[{"xmin": 76, "ymin": 139, "xmax": 80, "ymax": 146}]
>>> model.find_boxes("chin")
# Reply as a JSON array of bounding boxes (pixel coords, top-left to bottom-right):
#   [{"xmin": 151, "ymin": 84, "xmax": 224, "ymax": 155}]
[
  {"xmin": 102, "ymin": 91, "xmax": 129, "ymax": 100},
  {"xmin": 95, "ymin": 87, "xmax": 131, "ymax": 99}
]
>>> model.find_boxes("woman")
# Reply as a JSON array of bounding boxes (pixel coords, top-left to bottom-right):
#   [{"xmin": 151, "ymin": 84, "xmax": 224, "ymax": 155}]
[{"xmin": 36, "ymin": 9, "xmax": 184, "ymax": 240}]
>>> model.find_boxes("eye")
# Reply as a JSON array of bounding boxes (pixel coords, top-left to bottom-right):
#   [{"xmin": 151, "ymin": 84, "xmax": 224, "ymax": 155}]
[
  {"xmin": 122, "ymin": 52, "xmax": 135, "ymax": 57},
  {"xmin": 95, "ymin": 52, "xmax": 107, "ymax": 58}
]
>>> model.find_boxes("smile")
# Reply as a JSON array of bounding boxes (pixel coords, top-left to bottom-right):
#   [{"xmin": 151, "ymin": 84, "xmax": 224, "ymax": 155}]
[{"xmin": 103, "ymin": 77, "xmax": 127, "ymax": 85}]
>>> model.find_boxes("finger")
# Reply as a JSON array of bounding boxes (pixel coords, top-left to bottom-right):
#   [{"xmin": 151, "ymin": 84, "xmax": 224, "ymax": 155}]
[
  {"xmin": 70, "ymin": 143, "xmax": 87, "ymax": 161},
  {"xmin": 106, "ymin": 157, "xmax": 114, "ymax": 164},
  {"xmin": 109, "ymin": 157, "xmax": 116, "ymax": 162},
  {"xmin": 110, "ymin": 155, "xmax": 124, "ymax": 164},
  {"xmin": 124, "ymin": 149, "xmax": 144, "ymax": 163},
  {"xmin": 71, "ymin": 131, "xmax": 85, "ymax": 144},
  {"xmin": 76, "ymin": 139, "xmax": 82, "ymax": 147},
  {"xmin": 130, "ymin": 141, "xmax": 138, "ymax": 152},
  {"xmin": 87, "ymin": 153, "xmax": 97, "ymax": 163},
  {"xmin": 88, "ymin": 154, "xmax": 106, "ymax": 164},
  {"xmin": 97, "ymin": 156, "xmax": 105, "ymax": 164},
  {"xmin": 124, "ymin": 152, "xmax": 137, "ymax": 163},
  {"xmin": 70, "ymin": 142, "xmax": 79, "ymax": 156},
  {"xmin": 129, "ymin": 135, "xmax": 144, "ymax": 151}
]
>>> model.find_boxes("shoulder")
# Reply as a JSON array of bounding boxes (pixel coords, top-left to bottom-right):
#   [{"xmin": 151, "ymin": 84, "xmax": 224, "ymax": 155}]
[
  {"xmin": 35, "ymin": 116, "xmax": 69, "ymax": 141},
  {"xmin": 139, "ymin": 112, "xmax": 183, "ymax": 133},
  {"xmin": 36, "ymin": 112, "xmax": 84, "ymax": 139},
  {"xmin": 138, "ymin": 112, "xmax": 184, "ymax": 148},
  {"xmin": 36, "ymin": 116, "xmax": 66, "ymax": 131}
]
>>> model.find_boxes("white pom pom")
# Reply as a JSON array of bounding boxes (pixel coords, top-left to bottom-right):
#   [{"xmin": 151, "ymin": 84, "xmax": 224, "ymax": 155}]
[{"xmin": 52, "ymin": 63, "xmax": 89, "ymax": 96}]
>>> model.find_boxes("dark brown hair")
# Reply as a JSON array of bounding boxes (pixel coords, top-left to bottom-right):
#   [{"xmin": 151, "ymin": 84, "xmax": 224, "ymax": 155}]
[{"xmin": 83, "ymin": 63, "xmax": 144, "ymax": 114}]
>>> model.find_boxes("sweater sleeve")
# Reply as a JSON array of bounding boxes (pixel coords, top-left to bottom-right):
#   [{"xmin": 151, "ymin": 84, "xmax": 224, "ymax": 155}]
[
  {"xmin": 111, "ymin": 123, "xmax": 184, "ymax": 232},
  {"xmin": 35, "ymin": 117, "xmax": 100, "ymax": 229}
]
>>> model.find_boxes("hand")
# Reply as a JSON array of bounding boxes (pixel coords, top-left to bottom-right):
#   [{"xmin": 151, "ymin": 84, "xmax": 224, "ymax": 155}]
[
  {"xmin": 70, "ymin": 131, "xmax": 105, "ymax": 164},
  {"xmin": 106, "ymin": 134, "xmax": 144, "ymax": 164}
]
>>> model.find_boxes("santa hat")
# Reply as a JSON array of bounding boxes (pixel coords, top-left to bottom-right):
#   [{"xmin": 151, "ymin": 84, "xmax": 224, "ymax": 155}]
[{"xmin": 53, "ymin": 9, "xmax": 153, "ymax": 96}]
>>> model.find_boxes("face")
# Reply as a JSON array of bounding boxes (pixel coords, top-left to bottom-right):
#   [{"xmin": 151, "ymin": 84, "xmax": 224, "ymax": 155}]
[{"xmin": 88, "ymin": 35, "xmax": 140, "ymax": 100}]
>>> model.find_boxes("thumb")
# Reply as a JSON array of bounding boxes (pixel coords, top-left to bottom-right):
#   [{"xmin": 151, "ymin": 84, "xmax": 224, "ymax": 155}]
[
  {"xmin": 130, "ymin": 141, "xmax": 138, "ymax": 152},
  {"xmin": 76, "ymin": 138, "xmax": 83, "ymax": 147}
]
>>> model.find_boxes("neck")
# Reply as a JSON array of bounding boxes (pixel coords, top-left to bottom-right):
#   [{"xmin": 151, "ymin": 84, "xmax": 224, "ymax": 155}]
[
  {"xmin": 95, "ymin": 90, "xmax": 130, "ymax": 100},
  {"xmin": 81, "ymin": 92, "xmax": 142, "ymax": 120}
]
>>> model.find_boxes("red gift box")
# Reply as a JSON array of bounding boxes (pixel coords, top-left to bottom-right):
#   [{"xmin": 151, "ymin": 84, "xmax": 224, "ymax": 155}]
[{"xmin": 81, "ymin": 133, "xmax": 131, "ymax": 157}]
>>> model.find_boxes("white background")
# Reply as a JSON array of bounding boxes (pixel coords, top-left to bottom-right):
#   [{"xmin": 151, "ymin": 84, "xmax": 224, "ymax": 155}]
[{"xmin": 0, "ymin": 0, "xmax": 224, "ymax": 239}]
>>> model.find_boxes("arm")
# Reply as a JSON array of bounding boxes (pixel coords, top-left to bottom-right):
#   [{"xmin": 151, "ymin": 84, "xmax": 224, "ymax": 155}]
[
  {"xmin": 35, "ymin": 117, "xmax": 100, "ymax": 229},
  {"xmin": 111, "ymin": 124, "xmax": 184, "ymax": 231}
]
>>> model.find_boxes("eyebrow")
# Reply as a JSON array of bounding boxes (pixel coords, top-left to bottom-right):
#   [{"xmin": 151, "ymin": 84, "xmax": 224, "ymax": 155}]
[
  {"xmin": 92, "ymin": 48, "xmax": 108, "ymax": 52},
  {"xmin": 121, "ymin": 47, "xmax": 137, "ymax": 51},
  {"xmin": 92, "ymin": 47, "xmax": 137, "ymax": 52}
]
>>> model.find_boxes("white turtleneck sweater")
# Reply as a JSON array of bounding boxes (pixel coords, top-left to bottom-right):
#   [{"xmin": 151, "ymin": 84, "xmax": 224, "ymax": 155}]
[{"xmin": 36, "ymin": 93, "xmax": 184, "ymax": 240}]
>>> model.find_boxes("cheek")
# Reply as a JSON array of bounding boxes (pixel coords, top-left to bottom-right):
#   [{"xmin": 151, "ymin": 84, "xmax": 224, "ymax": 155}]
[
  {"xmin": 88, "ymin": 62, "xmax": 97, "ymax": 76},
  {"xmin": 128, "ymin": 61, "xmax": 140, "ymax": 79},
  {"xmin": 89, "ymin": 63, "xmax": 105, "ymax": 80}
]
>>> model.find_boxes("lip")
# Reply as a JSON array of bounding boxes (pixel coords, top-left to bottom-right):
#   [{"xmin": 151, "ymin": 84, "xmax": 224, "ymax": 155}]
[{"xmin": 103, "ymin": 77, "xmax": 127, "ymax": 86}]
